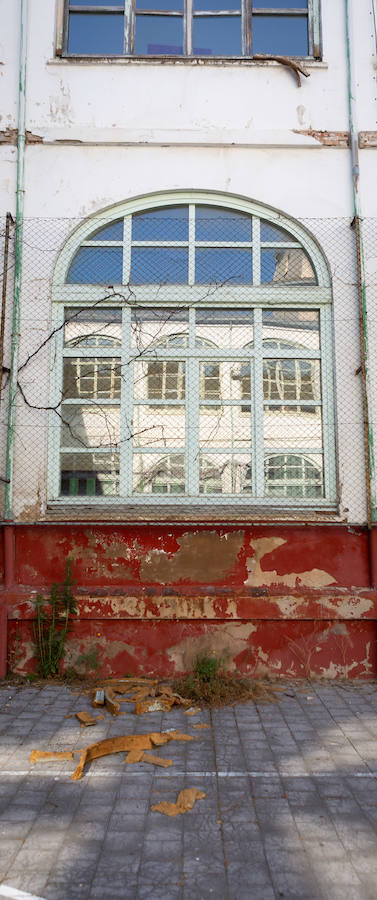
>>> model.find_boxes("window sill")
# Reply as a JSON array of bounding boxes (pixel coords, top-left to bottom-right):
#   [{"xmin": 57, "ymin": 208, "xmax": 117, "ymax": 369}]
[
  {"xmin": 45, "ymin": 500, "xmax": 339, "ymax": 524},
  {"xmin": 49, "ymin": 56, "xmax": 327, "ymax": 69}
]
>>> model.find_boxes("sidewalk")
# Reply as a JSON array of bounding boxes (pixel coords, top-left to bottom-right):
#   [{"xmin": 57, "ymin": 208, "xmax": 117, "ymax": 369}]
[{"xmin": 1, "ymin": 681, "xmax": 377, "ymax": 899}]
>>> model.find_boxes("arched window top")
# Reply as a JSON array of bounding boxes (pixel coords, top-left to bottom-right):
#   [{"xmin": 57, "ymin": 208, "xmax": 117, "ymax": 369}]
[{"xmin": 54, "ymin": 193, "xmax": 331, "ymax": 291}]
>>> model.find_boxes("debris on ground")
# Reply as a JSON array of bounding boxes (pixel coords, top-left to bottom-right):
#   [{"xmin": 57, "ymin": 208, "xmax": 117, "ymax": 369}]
[
  {"xmin": 193, "ymin": 723, "xmax": 210, "ymax": 730},
  {"xmin": 30, "ymin": 750, "xmax": 75, "ymax": 764},
  {"xmin": 30, "ymin": 729, "xmax": 194, "ymax": 781},
  {"xmin": 90, "ymin": 678, "xmax": 191, "ymax": 717},
  {"xmin": 142, "ymin": 753, "xmax": 172, "ymax": 768},
  {"xmin": 184, "ymin": 707, "xmax": 201, "ymax": 716},
  {"xmin": 75, "ymin": 711, "xmax": 98, "ymax": 727},
  {"xmin": 151, "ymin": 788, "xmax": 206, "ymax": 817}
]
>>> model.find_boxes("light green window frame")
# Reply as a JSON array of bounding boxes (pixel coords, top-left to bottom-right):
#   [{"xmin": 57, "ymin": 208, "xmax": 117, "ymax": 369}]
[{"xmin": 49, "ymin": 191, "xmax": 336, "ymax": 509}]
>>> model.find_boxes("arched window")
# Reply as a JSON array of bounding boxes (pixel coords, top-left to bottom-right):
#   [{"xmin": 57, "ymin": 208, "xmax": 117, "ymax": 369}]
[{"xmin": 50, "ymin": 194, "xmax": 335, "ymax": 509}]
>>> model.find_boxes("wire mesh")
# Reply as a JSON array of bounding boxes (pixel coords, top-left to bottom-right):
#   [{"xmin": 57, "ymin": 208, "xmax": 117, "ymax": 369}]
[{"xmin": 0, "ymin": 209, "xmax": 376, "ymax": 523}]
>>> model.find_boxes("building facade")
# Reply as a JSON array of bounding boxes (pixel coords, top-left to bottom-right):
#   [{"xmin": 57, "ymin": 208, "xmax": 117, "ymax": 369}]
[{"xmin": 1, "ymin": 0, "xmax": 377, "ymax": 678}]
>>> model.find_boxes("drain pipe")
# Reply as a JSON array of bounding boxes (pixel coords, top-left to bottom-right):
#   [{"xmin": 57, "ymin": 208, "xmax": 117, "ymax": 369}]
[
  {"xmin": 1, "ymin": 0, "xmax": 29, "ymax": 678},
  {"xmin": 345, "ymin": 0, "xmax": 376, "ymax": 586},
  {"xmin": 4, "ymin": 0, "xmax": 28, "ymax": 528}
]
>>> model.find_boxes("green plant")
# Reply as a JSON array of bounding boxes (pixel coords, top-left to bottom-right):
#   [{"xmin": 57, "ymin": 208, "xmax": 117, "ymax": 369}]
[
  {"xmin": 33, "ymin": 558, "xmax": 77, "ymax": 678},
  {"xmin": 65, "ymin": 645, "xmax": 100, "ymax": 681}
]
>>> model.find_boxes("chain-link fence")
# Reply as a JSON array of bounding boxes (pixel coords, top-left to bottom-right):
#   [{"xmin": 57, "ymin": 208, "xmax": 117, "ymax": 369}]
[{"xmin": 0, "ymin": 210, "xmax": 376, "ymax": 523}]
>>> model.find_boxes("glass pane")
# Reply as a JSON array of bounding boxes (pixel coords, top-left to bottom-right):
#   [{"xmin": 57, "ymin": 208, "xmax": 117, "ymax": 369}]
[
  {"xmin": 196, "ymin": 248, "xmax": 252, "ymax": 283},
  {"xmin": 132, "ymin": 206, "xmax": 188, "ymax": 241},
  {"xmin": 134, "ymin": 360, "xmax": 186, "ymax": 400},
  {"xmin": 264, "ymin": 404, "xmax": 323, "ymax": 451},
  {"xmin": 263, "ymin": 358, "xmax": 321, "ymax": 405},
  {"xmin": 196, "ymin": 206, "xmax": 252, "ymax": 242},
  {"xmin": 199, "ymin": 454, "xmax": 252, "ymax": 493},
  {"xmin": 131, "ymin": 247, "xmax": 188, "ymax": 283},
  {"xmin": 253, "ymin": 0, "xmax": 307, "ymax": 8},
  {"xmin": 67, "ymin": 247, "xmax": 123, "ymax": 284},
  {"xmin": 60, "ymin": 452, "xmax": 120, "ymax": 497},
  {"xmin": 193, "ymin": 16, "xmax": 242, "ymax": 55},
  {"xmin": 199, "ymin": 406, "xmax": 251, "ymax": 448},
  {"xmin": 260, "ymin": 221, "xmax": 296, "ymax": 242},
  {"xmin": 262, "ymin": 309, "xmax": 320, "ymax": 351},
  {"xmin": 195, "ymin": 0, "xmax": 240, "ymax": 8},
  {"xmin": 89, "ymin": 220, "xmax": 124, "ymax": 241},
  {"xmin": 136, "ymin": 0, "xmax": 183, "ymax": 9},
  {"xmin": 253, "ymin": 15, "xmax": 309, "ymax": 56},
  {"xmin": 133, "ymin": 453, "xmax": 185, "ymax": 493},
  {"xmin": 61, "ymin": 405, "xmax": 120, "ymax": 448},
  {"xmin": 261, "ymin": 248, "xmax": 316, "ymax": 284},
  {"xmin": 131, "ymin": 308, "xmax": 189, "ymax": 350},
  {"xmin": 64, "ymin": 308, "xmax": 122, "ymax": 347},
  {"xmin": 133, "ymin": 406, "xmax": 186, "ymax": 447},
  {"xmin": 196, "ymin": 308, "xmax": 253, "ymax": 350},
  {"xmin": 70, "ymin": 1, "xmax": 124, "ymax": 6},
  {"xmin": 264, "ymin": 454, "xmax": 323, "ymax": 500},
  {"xmin": 68, "ymin": 13, "xmax": 124, "ymax": 54},
  {"xmin": 63, "ymin": 358, "xmax": 121, "ymax": 400},
  {"xmin": 134, "ymin": 15, "xmax": 183, "ymax": 54},
  {"xmin": 199, "ymin": 360, "xmax": 251, "ymax": 402}
]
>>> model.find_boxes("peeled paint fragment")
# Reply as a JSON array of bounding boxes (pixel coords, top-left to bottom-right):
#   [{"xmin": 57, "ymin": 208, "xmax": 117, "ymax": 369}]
[
  {"xmin": 125, "ymin": 749, "xmax": 145, "ymax": 764},
  {"xmin": 104, "ymin": 687, "xmax": 120, "ymax": 716},
  {"xmin": 193, "ymin": 723, "xmax": 210, "ymax": 730},
  {"xmin": 134, "ymin": 698, "xmax": 174, "ymax": 715},
  {"xmin": 72, "ymin": 734, "xmax": 153, "ymax": 781},
  {"xmin": 76, "ymin": 711, "xmax": 97, "ymax": 727},
  {"xmin": 151, "ymin": 788, "xmax": 206, "ymax": 817},
  {"xmin": 184, "ymin": 708, "xmax": 201, "ymax": 717},
  {"xmin": 92, "ymin": 689, "xmax": 105, "ymax": 708},
  {"xmin": 142, "ymin": 753, "xmax": 172, "ymax": 768},
  {"xmin": 30, "ymin": 750, "xmax": 75, "ymax": 764}
]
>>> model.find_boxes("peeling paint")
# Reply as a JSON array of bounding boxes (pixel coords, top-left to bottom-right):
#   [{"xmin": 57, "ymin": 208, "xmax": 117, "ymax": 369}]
[
  {"xmin": 245, "ymin": 538, "xmax": 337, "ymax": 588},
  {"xmin": 293, "ymin": 128, "xmax": 350, "ymax": 147},
  {"xmin": 167, "ymin": 622, "xmax": 257, "ymax": 671},
  {"xmin": 139, "ymin": 531, "xmax": 244, "ymax": 584}
]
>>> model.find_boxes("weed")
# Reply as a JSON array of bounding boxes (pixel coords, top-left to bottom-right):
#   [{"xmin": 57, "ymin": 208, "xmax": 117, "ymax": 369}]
[
  {"xmin": 33, "ymin": 558, "xmax": 77, "ymax": 678},
  {"xmin": 174, "ymin": 654, "xmax": 255, "ymax": 706}
]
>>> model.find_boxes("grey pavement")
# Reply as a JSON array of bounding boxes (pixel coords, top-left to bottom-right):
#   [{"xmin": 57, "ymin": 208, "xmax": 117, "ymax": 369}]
[{"xmin": 1, "ymin": 682, "xmax": 377, "ymax": 899}]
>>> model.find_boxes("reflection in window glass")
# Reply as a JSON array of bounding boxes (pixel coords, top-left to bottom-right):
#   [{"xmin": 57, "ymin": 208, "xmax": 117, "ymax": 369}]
[
  {"xmin": 196, "ymin": 206, "xmax": 252, "ymax": 242},
  {"xmin": 253, "ymin": 15, "xmax": 308, "ymax": 55},
  {"xmin": 261, "ymin": 249, "xmax": 316, "ymax": 284},
  {"xmin": 132, "ymin": 206, "xmax": 188, "ymax": 241},
  {"xmin": 193, "ymin": 17, "xmax": 242, "ymax": 55},
  {"xmin": 196, "ymin": 248, "xmax": 252, "ymax": 283},
  {"xmin": 134, "ymin": 16, "xmax": 183, "ymax": 54},
  {"xmin": 263, "ymin": 358, "xmax": 320, "ymax": 408},
  {"xmin": 264, "ymin": 454, "xmax": 322, "ymax": 499},
  {"xmin": 61, "ymin": 452, "xmax": 120, "ymax": 497},
  {"xmin": 63, "ymin": 358, "xmax": 121, "ymax": 400},
  {"xmin": 253, "ymin": 0, "xmax": 307, "ymax": 7},
  {"xmin": 199, "ymin": 454, "xmax": 252, "ymax": 493},
  {"xmin": 133, "ymin": 454, "xmax": 185, "ymax": 493},
  {"xmin": 135, "ymin": 0, "xmax": 183, "ymax": 8},
  {"xmin": 131, "ymin": 308, "xmax": 189, "ymax": 350},
  {"xmin": 67, "ymin": 14, "xmax": 124, "ymax": 54},
  {"xmin": 89, "ymin": 220, "xmax": 124, "ymax": 241},
  {"xmin": 62, "ymin": 406, "xmax": 120, "ymax": 449},
  {"xmin": 133, "ymin": 407, "xmax": 186, "ymax": 447},
  {"xmin": 67, "ymin": 247, "xmax": 123, "ymax": 284},
  {"xmin": 64, "ymin": 309, "xmax": 122, "ymax": 347},
  {"xmin": 131, "ymin": 247, "xmax": 188, "ymax": 283},
  {"xmin": 262, "ymin": 310, "xmax": 320, "ymax": 350},
  {"xmin": 194, "ymin": 0, "xmax": 240, "ymax": 9},
  {"xmin": 260, "ymin": 221, "xmax": 296, "ymax": 243},
  {"xmin": 196, "ymin": 309, "xmax": 253, "ymax": 349}
]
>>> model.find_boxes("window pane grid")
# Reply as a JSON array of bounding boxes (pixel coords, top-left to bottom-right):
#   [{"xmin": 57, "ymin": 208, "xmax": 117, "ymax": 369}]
[{"xmin": 65, "ymin": 0, "xmax": 315, "ymax": 56}]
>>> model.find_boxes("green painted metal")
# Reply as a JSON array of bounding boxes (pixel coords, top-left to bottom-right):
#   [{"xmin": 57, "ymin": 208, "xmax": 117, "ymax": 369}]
[
  {"xmin": 4, "ymin": 0, "xmax": 28, "ymax": 521},
  {"xmin": 345, "ymin": 0, "xmax": 375, "ymax": 526}
]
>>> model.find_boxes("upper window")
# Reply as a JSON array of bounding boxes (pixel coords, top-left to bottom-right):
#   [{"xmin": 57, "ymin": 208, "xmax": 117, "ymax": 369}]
[
  {"xmin": 63, "ymin": 0, "xmax": 320, "ymax": 58},
  {"xmin": 51, "ymin": 194, "xmax": 334, "ymax": 509}
]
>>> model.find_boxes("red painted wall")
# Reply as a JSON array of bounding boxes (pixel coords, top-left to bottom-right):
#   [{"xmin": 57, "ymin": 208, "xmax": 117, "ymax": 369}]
[{"xmin": 3, "ymin": 522, "xmax": 377, "ymax": 678}]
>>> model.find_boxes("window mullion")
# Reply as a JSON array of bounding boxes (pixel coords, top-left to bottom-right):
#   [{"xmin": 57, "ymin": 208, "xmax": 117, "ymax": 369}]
[
  {"xmin": 187, "ymin": 307, "xmax": 199, "ymax": 494},
  {"xmin": 186, "ymin": 0, "xmax": 192, "ymax": 56},
  {"xmin": 319, "ymin": 305, "xmax": 336, "ymax": 501},
  {"xmin": 123, "ymin": 215, "xmax": 132, "ymax": 284},
  {"xmin": 244, "ymin": 0, "xmax": 252, "ymax": 57},
  {"xmin": 125, "ymin": 0, "xmax": 133, "ymax": 54},
  {"xmin": 49, "ymin": 305, "xmax": 65, "ymax": 500},
  {"xmin": 253, "ymin": 307, "xmax": 264, "ymax": 496},
  {"xmin": 252, "ymin": 215, "xmax": 260, "ymax": 285},
  {"xmin": 188, "ymin": 205, "xmax": 195, "ymax": 284},
  {"xmin": 120, "ymin": 306, "xmax": 133, "ymax": 497}
]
